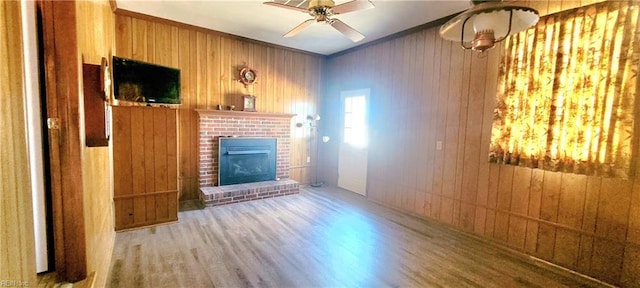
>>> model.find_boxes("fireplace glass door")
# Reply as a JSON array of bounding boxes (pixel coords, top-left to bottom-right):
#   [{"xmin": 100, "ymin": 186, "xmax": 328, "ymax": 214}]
[{"xmin": 219, "ymin": 137, "xmax": 277, "ymax": 185}]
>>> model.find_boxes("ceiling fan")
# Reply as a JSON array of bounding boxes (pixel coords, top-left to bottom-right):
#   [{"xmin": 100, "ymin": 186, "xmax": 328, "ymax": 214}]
[{"xmin": 264, "ymin": 0, "xmax": 375, "ymax": 42}]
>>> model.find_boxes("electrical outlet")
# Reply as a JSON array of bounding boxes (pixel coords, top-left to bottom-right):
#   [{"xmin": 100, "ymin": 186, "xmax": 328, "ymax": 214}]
[
  {"xmin": 436, "ymin": 141, "xmax": 443, "ymax": 150},
  {"xmin": 307, "ymin": 156, "xmax": 311, "ymax": 163}
]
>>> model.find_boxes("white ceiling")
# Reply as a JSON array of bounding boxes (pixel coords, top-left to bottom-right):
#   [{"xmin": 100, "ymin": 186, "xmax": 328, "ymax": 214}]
[{"xmin": 114, "ymin": 0, "xmax": 472, "ymax": 55}]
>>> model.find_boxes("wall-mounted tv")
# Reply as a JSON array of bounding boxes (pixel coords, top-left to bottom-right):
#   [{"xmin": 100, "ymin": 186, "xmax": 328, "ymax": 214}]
[{"xmin": 112, "ymin": 56, "xmax": 181, "ymax": 105}]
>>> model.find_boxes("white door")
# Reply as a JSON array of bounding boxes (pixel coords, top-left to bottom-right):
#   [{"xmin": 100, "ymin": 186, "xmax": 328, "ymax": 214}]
[{"xmin": 338, "ymin": 89, "xmax": 369, "ymax": 196}]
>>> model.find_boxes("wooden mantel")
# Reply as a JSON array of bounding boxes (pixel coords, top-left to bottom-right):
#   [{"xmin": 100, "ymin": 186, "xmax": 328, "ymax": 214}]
[{"xmin": 195, "ymin": 109, "xmax": 296, "ymax": 119}]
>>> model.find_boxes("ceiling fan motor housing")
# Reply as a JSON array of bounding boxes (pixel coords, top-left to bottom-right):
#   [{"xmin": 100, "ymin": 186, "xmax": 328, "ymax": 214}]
[{"xmin": 309, "ymin": 0, "xmax": 335, "ymax": 10}]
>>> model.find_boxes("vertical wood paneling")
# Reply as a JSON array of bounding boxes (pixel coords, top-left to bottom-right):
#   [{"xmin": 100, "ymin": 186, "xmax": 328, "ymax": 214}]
[
  {"xmin": 130, "ymin": 108, "xmax": 146, "ymax": 224},
  {"xmin": 525, "ymin": 169, "xmax": 543, "ymax": 254},
  {"xmin": 115, "ymin": 14, "xmax": 323, "ymax": 199},
  {"xmin": 554, "ymin": 174, "xmax": 586, "ymax": 268},
  {"xmin": 50, "ymin": 0, "xmax": 116, "ymax": 284},
  {"xmin": 143, "ymin": 108, "xmax": 157, "ymax": 222},
  {"xmin": 0, "ymin": 1, "xmax": 37, "ymax": 285},
  {"xmin": 507, "ymin": 167, "xmax": 530, "ymax": 249},
  {"xmin": 113, "ymin": 106, "xmax": 178, "ymax": 230},
  {"xmin": 323, "ymin": 0, "xmax": 636, "ymax": 286},
  {"xmin": 495, "ymin": 165, "xmax": 514, "ymax": 242}
]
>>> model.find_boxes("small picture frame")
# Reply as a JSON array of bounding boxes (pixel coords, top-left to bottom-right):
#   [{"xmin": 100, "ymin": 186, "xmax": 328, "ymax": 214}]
[{"xmin": 243, "ymin": 95, "xmax": 256, "ymax": 112}]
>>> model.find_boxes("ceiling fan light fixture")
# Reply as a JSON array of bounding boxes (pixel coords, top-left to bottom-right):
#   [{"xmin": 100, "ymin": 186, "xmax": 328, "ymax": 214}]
[{"xmin": 439, "ymin": 0, "xmax": 539, "ymax": 52}]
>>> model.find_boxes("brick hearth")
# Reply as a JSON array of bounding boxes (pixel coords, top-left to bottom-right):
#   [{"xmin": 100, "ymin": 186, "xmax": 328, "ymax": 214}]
[
  {"xmin": 200, "ymin": 179, "xmax": 299, "ymax": 207},
  {"xmin": 196, "ymin": 109, "xmax": 299, "ymax": 206}
]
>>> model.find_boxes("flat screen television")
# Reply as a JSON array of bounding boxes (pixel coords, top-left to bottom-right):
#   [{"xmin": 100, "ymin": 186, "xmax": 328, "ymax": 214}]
[{"xmin": 112, "ymin": 56, "xmax": 181, "ymax": 104}]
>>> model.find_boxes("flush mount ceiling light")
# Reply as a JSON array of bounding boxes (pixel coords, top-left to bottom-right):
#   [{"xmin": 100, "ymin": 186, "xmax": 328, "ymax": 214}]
[{"xmin": 439, "ymin": 0, "xmax": 539, "ymax": 52}]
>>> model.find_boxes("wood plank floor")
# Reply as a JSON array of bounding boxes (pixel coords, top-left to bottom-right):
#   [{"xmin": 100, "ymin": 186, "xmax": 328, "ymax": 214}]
[{"xmin": 106, "ymin": 186, "xmax": 610, "ymax": 288}]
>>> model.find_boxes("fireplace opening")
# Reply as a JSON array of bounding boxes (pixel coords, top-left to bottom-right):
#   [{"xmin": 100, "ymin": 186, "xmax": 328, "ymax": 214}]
[{"xmin": 218, "ymin": 137, "xmax": 277, "ymax": 186}]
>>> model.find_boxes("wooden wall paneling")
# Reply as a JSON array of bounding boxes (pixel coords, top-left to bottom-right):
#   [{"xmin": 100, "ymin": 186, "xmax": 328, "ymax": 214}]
[
  {"xmin": 146, "ymin": 20, "xmax": 155, "ymax": 64},
  {"xmin": 206, "ymin": 35, "xmax": 222, "ymax": 108},
  {"xmin": 380, "ymin": 41, "xmax": 397, "ymax": 205},
  {"xmin": 476, "ymin": 47, "xmax": 500, "ymax": 235},
  {"xmin": 384, "ymin": 41, "xmax": 397, "ymax": 207},
  {"xmin": 130, "ymin": 108, "xmax": 146, "ymax": 223},
  {"xmin": 196, "ymin": 32, "xmax": 207, "ymax": 108},
  {"xmin": 113, "ymin": 107, "xmax": 134, "ymax": 227},
  {"xmin": 177, "ymin": 28, "xmax": 191, "ymax": 199},
  {"xmin": 153, "ymin": 108, "xmax": 169, "ymax": 220},
  {"xmin": 453, "ymin": 47, "xmax": 468, "ymax": 223},
  {"xmin": 400, "ymin": 35, "xmax": 413, "ymax": 210},
  {"xmin": 536, "ymin": 171, "xmax": 561, "ymax": 261},
  {"xmin": 553, "ymin": 174, "xmax": 586, "ymax": 269},
  {"xmin": 113, "ymin": 106, "xmax": 177, "ymax": 230},
  {"xmin": 467, "ymin": 47, "xmax": 488, "ymax": 230},
  {"xmin": 408, "ymin": 34, "xmax": 419, "ymax": 210},
  {"xmin": 525, "ymin": 169, "xmax": 544, "ymax": 254},
  {"xmin": 595, "ymin": 178, "xmax": 632, "ymax": 242},
  {"xmin": 456, "ymin": 49, "xmax": 482, "ymax": 231},
  {"xmin": 143, "ymin": 108, "xmax": 157, "ymax": 222},
  {"xmin": 421, "ymin": 32, "xmax": 439, "ymax": 218},
  {"xmin": 430, "ymin": 38, "xmax": 450, "ymax": 220},
  {"xmin": 322, "ymin": 1, "xmax": 629, "ymax": 285},
  {"xmin": 382, "ymin": 41, "xmax": 396, "ymax": 207},
  {"xmin": 170, "ymin": 27, "xmax": 179, "ymax": 68},
  {"xmin": 264, "ymin": 46, "xmax": 275, "ymax": 113},
  {"xmin": 576, "ymin": 176, "xmax": 601, "ymax": 274},
  {"xmin": 458, "ymin": 50, "xmax": 479, "ymax": 231},
  {"xmin": 220, "ymin": 37, "xmax": 232, "ymax": 105},
  {"xmin": 0, "ymin": 0, "xmax": 37, "ymax": 285},
  {"xmin": 621, "ymin": 181, "xmax": 639, "ymax": 286},
  {"xmin": 412, "ymin": 32, "xmax": 427, "ymax": 215},
  {"xmin": 507, "ymin": 167, "xmax": 531, "ymax": 249},
  {"xmin": 184, "ymin": 30, "xmax": 198, "ymax": 200},
  {"xmin": 627, "ymin": 181, "xmax": 640, "ymax": 244},
  {"xmin": 591, "ymin": 238, "xmax": 626, "ymax": 285},
  {"xmin": 366, "ymin": 48, "xmax": 380, "ymax": 202},
  {"xmin": 441, "ymin": 41, "xmax": 463, "ymax": 226},
  {"xmin": 274, "ymin": 48, "xmax": 285, "ymax": 113},
  {"xmin": 116, "ymin": 15, "xmax": 132, "ymax": 57},
  {"xmin": 74, "ymin": 0, "xmax": 116, "ymax": 285},
  {"xmin": 132, "ymin": 18, "xmax": 146, "ymax": 60},
  {"xmin": 485, "ymin": 163, "xmax": 501, "ymax": 237},
  {"xmin": 166, "ymin": 109, "xmax": 179, "ymax": 220},
  {"xmin": 364, "ymin": 46, "xmax": 379, "ymax": 203},
  {"xmin": 621, "ymin": 243, "xmax": 640, "ymax": 287},
  {"xmin": 590, "ymin": 178, "xmax": 632, "ymax": 283},
  {"xmin": 494, "ymin": 165, "xmax": 514, "ymax": 243}
]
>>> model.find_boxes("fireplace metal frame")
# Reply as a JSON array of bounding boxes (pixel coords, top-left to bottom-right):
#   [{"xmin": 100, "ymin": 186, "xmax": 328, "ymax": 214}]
[{"xmin": 218, "ymin": 137, "xmax": 277, "ymax": 186}]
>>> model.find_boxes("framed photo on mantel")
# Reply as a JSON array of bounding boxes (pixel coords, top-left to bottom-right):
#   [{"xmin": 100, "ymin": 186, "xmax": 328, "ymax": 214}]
[{"xmin": 243, "ymin": 95, "xmax": 256, "ymax": 112}]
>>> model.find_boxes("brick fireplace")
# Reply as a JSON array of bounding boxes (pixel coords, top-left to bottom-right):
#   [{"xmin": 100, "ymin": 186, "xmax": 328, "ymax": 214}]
[{"xmin": 196, "ymin": 109, "xmax": 299, "ymax": 206}]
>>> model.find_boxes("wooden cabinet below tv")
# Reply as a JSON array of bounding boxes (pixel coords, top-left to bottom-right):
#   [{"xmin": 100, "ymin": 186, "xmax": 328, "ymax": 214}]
[{"xmin": 112, "ymin": 106, "xmax": 178, "ymax": 230}]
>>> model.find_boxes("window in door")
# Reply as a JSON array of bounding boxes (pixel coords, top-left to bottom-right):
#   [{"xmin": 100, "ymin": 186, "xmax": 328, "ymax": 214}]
[{"xmin": 343, "ymin": 95, "xmax": 367, "ymax": 148}]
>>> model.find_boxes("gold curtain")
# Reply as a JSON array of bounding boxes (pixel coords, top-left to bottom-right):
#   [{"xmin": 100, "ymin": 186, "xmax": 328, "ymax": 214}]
[{"xmin": 489, "ymin": 1, "xmax": 640, "ymax": 178}]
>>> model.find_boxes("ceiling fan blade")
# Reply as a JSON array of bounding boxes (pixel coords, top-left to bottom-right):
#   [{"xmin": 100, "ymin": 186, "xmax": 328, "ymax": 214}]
[
  {"xmin": 329, "ymin": 19, "xmax": 365, "ymax": 42},
  {"xmin": 263, "ymin": 1, "xmax": 308, "ymax": 13},
  {"xmin": 284, "ymin": 19, "xmax": 315, "ymax": 37},
  {"xmin": 331, "ymin": 0, "xmax": 374, "ymax": 15}
]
